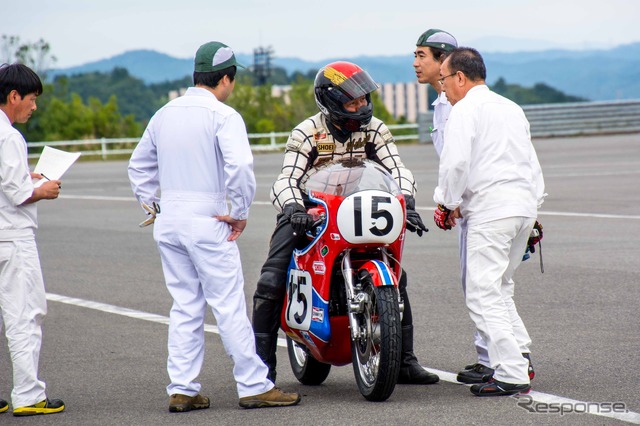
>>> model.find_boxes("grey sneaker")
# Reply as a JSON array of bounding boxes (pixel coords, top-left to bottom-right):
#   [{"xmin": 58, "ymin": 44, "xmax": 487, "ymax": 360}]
[
  {"xmin": 169, "ymin": 394, "xmax": 210, "ymax": 413},
  {"xmin": 239, "ymin": 387, "xmax": 301, "ymax": 409}
]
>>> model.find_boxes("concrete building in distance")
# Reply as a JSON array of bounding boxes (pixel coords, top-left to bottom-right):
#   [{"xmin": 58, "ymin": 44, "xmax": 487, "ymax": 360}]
[
  {"xmin": 378, "ymin": 82, "xmax": 433, "ymax": 123},
  {"xmin": 170, "ymin": 82, "xmax": 433, "ymax": 124}
]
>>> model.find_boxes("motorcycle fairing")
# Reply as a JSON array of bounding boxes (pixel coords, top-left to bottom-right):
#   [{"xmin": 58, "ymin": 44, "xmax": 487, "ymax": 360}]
[
  {"xmin": 293, "ymin": 194, "xmax": 329, "ymax": 258},
  {"xmin": 285, "ymin": 262, "xmax": 332, "ymax": 343}
]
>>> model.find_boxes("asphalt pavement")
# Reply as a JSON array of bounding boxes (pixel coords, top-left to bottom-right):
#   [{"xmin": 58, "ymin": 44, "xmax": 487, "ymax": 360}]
[{"xmin": 0, "ymin": 133, "xmax": 639, "ymax": 425}]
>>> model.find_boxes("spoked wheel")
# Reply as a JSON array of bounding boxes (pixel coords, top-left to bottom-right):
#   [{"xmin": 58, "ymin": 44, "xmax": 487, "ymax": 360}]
[
  {"xmin": 351, "ymin": 275, "xmax": 402, "ymax": 401},
  {"xmin": 286, "ymin": 336, "xmax": 332, "ymax": 385}
]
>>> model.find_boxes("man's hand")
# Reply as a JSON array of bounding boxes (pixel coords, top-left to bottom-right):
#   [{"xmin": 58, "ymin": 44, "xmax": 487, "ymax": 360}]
[
  {"xmin": 22, "ymin": 179, "xmax": 61, "ymax": 204},
  {"xmin": 405, "ymin": 195, "xmax": 428, "ymax": 237},
  {"xmin": 283, "ymin": 203, "xmax": 314, "ymax": 236},
  {"xmin": 215, "ymin": 215, "xmax": 247, "ymax": 241},
  {"xmin": 138, "ymin": 201, "xmax": 160, "ymax": 228},
  {"xmin": 434, "ymin": 204, "xmax": 452, "ymax": 230},
  {"xmin": 527, "ymin": 220, "xmax": 543, "ymax": 253}
]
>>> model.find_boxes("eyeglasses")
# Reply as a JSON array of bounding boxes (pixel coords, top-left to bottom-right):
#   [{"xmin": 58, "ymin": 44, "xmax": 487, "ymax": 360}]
[{"xmin": 438, "ymin": 72, "xmax": 457, "ymax": 85}]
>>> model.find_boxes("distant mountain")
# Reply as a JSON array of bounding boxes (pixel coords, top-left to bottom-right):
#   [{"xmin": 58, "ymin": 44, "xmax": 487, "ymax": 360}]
[{"xmin": 48, "ymin": 43, "xmax": 640, "ymax": 101}]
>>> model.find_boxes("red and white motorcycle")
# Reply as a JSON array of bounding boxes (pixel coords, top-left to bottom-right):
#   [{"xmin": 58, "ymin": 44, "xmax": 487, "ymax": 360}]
[{"xmin": 281, "ymin": 158, "xmax": 407, "ymax": 401}]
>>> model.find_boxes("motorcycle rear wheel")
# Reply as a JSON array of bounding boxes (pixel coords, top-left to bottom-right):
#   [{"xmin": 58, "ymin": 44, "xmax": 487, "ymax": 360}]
[
  {"xmin": 351, "ymin": 278, "xmax": 401, "ymax": 401},
  {"xmin": 286, "ymin": 336, "xmax": 332, "ymax": 385}
]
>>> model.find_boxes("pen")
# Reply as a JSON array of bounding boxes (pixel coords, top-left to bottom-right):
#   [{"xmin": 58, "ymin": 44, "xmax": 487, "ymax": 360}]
[{"xmin": 40, "ymin": 173, "xmax": 50, "ymax": 181}]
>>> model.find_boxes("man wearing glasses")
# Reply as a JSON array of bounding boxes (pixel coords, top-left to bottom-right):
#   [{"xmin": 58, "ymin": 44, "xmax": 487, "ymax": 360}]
[
  {"xmin": 433, "ymin": 47, "xmax": 545, "ymax": 396},
  {"xmin": 414, "ymin": 29, "xmax": 495, "ymax": 385}
]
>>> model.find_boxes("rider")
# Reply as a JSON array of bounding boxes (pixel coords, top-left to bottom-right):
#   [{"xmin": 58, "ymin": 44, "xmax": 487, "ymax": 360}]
[{"xmin": 251, "ymin": 61, "xmax": 439, "ymax": 386}]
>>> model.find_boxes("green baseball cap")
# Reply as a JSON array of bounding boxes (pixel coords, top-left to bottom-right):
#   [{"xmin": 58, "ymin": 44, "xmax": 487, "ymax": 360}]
[
  {"xmin": 194, "ymin": 41, "xmax": 245, "ymax": 72},
  {"xmin": 416, "ymin": 29, "xmax": 458, "ymax": 52}
]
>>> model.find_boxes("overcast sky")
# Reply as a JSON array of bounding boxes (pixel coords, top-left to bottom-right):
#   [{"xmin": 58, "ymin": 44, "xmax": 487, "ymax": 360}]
[{"xmin": 4, "ymin": 0, "xmax": 640, "ymax": 68}]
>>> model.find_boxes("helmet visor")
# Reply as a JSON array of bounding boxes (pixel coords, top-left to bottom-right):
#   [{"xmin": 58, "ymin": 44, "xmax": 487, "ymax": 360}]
[{"xmin": 323, "ymin": 66, "xmax": 379, "ymax": 101}]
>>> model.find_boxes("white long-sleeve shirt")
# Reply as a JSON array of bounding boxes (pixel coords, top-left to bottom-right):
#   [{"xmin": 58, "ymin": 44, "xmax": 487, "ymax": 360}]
[
  {"xmin": 128, "ymin": 87, "xmax": 256, "ymax": 220},
  {"xmin": 0, "ymin": 110, "xmax": 37, "ymax": 241},
  {"xmin": 431, "ymin": 91, "xmax": 453, "ymax": 158},
  {"xmin": 433, "ymin": 85, "xmax": 545, "ymax": 226}
]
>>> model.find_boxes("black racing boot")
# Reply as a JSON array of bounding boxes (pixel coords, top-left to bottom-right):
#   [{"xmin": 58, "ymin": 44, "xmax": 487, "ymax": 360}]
[
  {"xmin": 397, "ymin": 325, "xmax": 439, "ymax": 384},
  {"xmin": 255, "ymin": 332, "xmax": 278, "ymax": 384}
]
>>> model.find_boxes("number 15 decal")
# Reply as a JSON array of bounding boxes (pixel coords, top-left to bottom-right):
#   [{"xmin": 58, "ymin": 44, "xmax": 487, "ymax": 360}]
[
  {"xmin": 337, "ymin": 190, "xmax": 404, "ymax": 244},
  {"xmin": 285, "ymin": 269, "xmax": 312, "ymax": 331}
]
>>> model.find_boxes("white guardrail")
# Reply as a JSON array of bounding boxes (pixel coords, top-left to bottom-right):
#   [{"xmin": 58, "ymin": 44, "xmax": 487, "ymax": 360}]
[
  {"xmin": 26, "ymin": 124, "xmax": 419, "ymax": 160},
  {"xmin": 27, "ymin": 100, "xmax": 640, "ymax": 160}
]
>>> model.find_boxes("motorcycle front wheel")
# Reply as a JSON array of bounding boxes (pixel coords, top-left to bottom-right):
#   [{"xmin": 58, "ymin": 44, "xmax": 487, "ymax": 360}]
[
  {"xmin": 351, "ymin": 276, "xmax": 402, "ymax": 401},
  {"xmin": 286, "ymin": 336, "xmax": 332, "ymax": 385}
]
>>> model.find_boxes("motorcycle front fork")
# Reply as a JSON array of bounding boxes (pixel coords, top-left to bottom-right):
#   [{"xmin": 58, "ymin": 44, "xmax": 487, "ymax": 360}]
[{"xmin": 341, "ymin": 249, "xmax": 404, "ymax": 341}]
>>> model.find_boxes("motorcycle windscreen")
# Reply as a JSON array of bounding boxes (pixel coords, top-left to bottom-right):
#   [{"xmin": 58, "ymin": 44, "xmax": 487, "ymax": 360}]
[{"xmin": 301, "ymin": 158, "xmax": 402, "ymax": 197}]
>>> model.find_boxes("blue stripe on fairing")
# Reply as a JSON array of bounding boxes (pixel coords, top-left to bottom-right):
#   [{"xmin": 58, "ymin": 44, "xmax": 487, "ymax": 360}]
[{"xmin": 309, "ymin": 287, "xmax": 330, "ymax": 342}]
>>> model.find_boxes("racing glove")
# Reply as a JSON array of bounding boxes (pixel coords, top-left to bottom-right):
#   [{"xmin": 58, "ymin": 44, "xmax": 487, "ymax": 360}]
[
  {"xmin": 527, "ymin": 220, "xmax": 543, "ymax": 253},
  {"xmin": 283, "ymin": 203, "xmax": 315, "ymax": 236},
  {"xmin": 405, "ymin": 195, "xmax": 428, "ymax": 237},
  {"xmin": 434, "ymin": 204, "xmax": 452, "ymax": 230}
]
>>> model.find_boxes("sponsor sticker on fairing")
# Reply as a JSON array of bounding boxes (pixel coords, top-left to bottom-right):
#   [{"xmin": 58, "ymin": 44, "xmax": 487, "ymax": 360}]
[
  {"xmin": 311, "ymin": 307, "xmax": 325, "ymax": 322},
  {"xmin": 312, "ymin": 261, "xmax": 326, "ymax": 275}
]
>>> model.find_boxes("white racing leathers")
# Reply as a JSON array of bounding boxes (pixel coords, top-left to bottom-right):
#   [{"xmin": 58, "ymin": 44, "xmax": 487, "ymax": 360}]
[
  {"xmin": 434, "ymin": 85, "xmax": 545, "ymax": 384},
  {"xmin": 0, "ymin": 110, "xmax": 48, "ymax": 408},
  {"xmin": 128, "ymin": 87, "xmax": 273, "ymax": 398},
  {"xmin": 270, "ymin": 112, "xmax": 417, "ymax": 211}
]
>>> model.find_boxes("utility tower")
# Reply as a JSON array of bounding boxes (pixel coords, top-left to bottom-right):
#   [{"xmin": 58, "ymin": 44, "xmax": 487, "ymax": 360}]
[{"xmin": 253, "ymin": 46, "xmax": 274, "ymax": 86}]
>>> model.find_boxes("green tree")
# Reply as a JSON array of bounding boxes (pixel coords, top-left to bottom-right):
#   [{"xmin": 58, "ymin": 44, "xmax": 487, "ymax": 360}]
[
  {"xmin": 0, "ymin": 35, "xmax": 57, "ymax": 78},
  {"xmin": 491, "ymin": 77, "xmax": 587, "ymax": 104},
  {"xmin": 53, "ymin": 67, "xmax": 163, "ymax": 123},
  {"xmin": 17, "ymin": 91, "xmax": 140, "ymax": 143}
]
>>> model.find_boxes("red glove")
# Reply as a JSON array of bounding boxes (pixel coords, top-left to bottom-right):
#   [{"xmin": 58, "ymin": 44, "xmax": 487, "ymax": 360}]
[
  {"xmin": 434, "ymin": 204, "xmax": 452, "ymax": 230},
  {"xmin": 527, "ymin": 220, "xmax": 543, "ymax": 253}
]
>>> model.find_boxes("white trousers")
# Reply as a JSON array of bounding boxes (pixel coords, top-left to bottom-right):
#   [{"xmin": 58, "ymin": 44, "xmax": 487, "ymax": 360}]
[
  {"xmin": 0, "ymin": 239, "xmax": 48, "ymax": 407},
  {"xmin": 458, "ymin": 218, "xmax": 490, "ymax": 366},
  {"xmin": 154, "ymin": 193, "xmax": 273, "ymax": 398},
  {"xmin": 465, "ymin": 216, "xmax": 534, "ymax": 384}
]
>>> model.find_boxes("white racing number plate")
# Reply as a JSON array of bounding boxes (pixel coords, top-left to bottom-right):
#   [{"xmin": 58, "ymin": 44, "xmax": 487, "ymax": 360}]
[
  {"xmin": 285, "ymin": 269, "xmax": 313, "ymax": 331},
  {"xmin": 337, "ymin": 190, "xmax": 404, "ymax": 244}
]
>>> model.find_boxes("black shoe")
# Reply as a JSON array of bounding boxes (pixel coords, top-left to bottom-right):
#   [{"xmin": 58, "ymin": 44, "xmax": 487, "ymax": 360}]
[
  {"xmin": 457, "ymin": 363, "xmax": 494, "ymax": 384},
  {"xmin": 470, "ymin": 379, "xmax": 531, "ymax": 397},
  {"xmin": 0, "ymin": 399, "xmax": 8, "ymax": 414},
  {"xmin": 523, "ymin": 353, "xmax": 535, "ymax": 380},
  {"xmin": 13, "ymin": 398, "xmax": 65, "ymax": 416},
  {"xmin": 398, "ymin": 361, "xmax": 440, "ymax": 385}
]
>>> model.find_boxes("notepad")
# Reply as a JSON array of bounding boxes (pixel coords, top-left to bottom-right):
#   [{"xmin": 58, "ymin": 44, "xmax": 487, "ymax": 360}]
[{"xmin": 33, "ymin": 146, "xmax": 81, "ymax": 187}]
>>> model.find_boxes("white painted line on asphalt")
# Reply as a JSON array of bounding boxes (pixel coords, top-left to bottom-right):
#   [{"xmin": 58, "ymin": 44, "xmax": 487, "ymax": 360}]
[
  {"xmin": 538, "ymin": 210, "xmax": 640, "ymax": 220},
  {"xmin": 60, "ymin": 195, "xmax": 640, "ymax": 220},
  {"xmin": 424, "ymin": 367, "xmax": 640, "ymax": 424},
  {"xmin": 415, "ymin": 205, "xmax": 640, "ymax": 220},
  {"xmin": 46, "ymin": 292, "xmax": 640, "ymax": 424},
  {"xmin": 46, "ymin": 293, "xmax": 221, "ymax": 335}
]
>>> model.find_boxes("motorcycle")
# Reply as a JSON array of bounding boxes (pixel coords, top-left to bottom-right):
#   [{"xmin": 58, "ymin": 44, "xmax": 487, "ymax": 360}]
[{"xmin": 281, "ymin": 158, "xmax": 407, "ymax": 402}]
